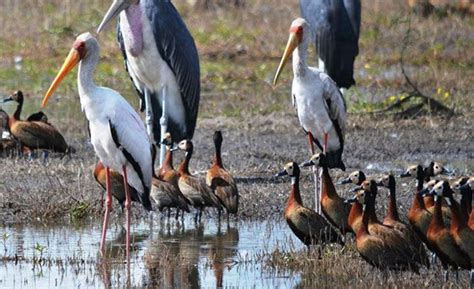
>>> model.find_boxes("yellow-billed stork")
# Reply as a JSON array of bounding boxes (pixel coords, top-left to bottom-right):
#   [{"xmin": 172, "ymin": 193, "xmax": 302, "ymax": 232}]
[
  {"xmin": 42, "ymin": 32, "xmax": 153, "ymax": 260},
  {"xmin": 273, "ymin": 18, "xmax": 347, "ymax": 214}
]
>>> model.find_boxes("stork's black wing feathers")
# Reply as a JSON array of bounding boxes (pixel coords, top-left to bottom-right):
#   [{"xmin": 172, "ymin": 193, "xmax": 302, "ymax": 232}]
[{"xmin": 144, "ymin": 0, "xmax": 200, "ymax": 141}]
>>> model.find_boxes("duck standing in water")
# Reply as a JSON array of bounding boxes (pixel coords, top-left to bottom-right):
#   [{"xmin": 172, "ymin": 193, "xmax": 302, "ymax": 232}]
[{"xmin": 206, "ymin": 131, "xmax": 238, "ymax": 222}]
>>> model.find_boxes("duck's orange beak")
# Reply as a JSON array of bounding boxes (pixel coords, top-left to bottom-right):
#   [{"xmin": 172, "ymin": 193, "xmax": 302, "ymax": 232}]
[
  {"xmin": 273, "ymin": 32, "xmax": 300, "ymax": 86},
  {"xmin": 42, "ymin": 48, "xmax": 80, "ymax": 107}
]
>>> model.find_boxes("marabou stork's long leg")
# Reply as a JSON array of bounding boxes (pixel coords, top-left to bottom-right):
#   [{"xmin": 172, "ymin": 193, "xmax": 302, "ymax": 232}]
[
  {"xmin": 144, "ymin": 89, "xmax": 154, "ymax": 145},
  {"xmin": 159, "ymin": 85, "xmax": 168, "ymax": 166},
  {"xmin": 122, "ymin": 165, "xmax": 131, "ymax": 261},
  {"xmin": 100, "ymin": 167, "xmax": 112, "ymax": 257},
  {"xmin": 307, "ymin": 132, "xmax": 320, "ymax": 213}
]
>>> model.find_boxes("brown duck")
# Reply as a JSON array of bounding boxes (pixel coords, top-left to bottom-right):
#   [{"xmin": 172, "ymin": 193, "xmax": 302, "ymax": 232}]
[
  {"xmin": 452, "ymin": 177, "xmax": 472, "ymax": 222},
  {"xmin": 339, "ymin": 170, "xmax": 366, "ymax": 234},
  {"xmin": 354, "ymin": 180, "xmax": 422, "ymax": 272},
  {"xmin": 276, "ymin": 162, "xmax": 343, "ymax": 249},
  {"xmin": 94, "ymin": 160, "xmax": 152, "ymax": 211},
  {"xmin": 175, "ymin": 139, "xmax": 222, "ymax": 222},
  {"xmin": 376, "ymin": 174, "xmax": 430, "ymax": 267},
  {"xmin": 433, "ymin": 180, "xmax": 474, "ymax": 285},
  {"xmin": 151, "ymin": 135, "xmax": 190, "ymax": 216},
  {"xmin": 301, "ymin": 153, "xmax": 351, "ymax": 235},
  {"xmin": 206, "ymin": 131, "xmax": 238, "ymax": 220},
  {"xmin": 2, "ymin": 91, "xmax": 69, "ymax": 154},
  {"xmin": 421, "ymin": 181, "xmax": 471, "ymax": 281}
]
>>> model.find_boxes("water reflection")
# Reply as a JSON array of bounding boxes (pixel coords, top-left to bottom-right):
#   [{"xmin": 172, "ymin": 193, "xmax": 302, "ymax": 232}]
[
  {"xmin": 0, "ymin": 218, "xmax": 300, "ymax": 288},
  {"xmin": 144, "ymin": 222, "xmax": 239, "ymax": 288}
]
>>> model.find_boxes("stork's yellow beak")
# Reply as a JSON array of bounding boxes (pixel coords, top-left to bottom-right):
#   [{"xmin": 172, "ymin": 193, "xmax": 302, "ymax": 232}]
[
  {"xmin": 42, "ymin": 48, "xmax": 80, "ymax": 107},
  {"xmin": 273, "ymin": 32, "xmax": 300, "ymax": 86}
]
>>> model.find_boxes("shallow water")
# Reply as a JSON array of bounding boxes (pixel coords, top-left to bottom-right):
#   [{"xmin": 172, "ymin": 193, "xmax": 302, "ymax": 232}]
[{"xmin": 0, "ymin": 216, "xmax": 303, "ymax": 288}]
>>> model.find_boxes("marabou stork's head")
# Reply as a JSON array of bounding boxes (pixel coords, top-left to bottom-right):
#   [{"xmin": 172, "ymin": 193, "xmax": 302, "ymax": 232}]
[
  {"xmin": 42, "ymin": 33, "xmax": 98, "ymax": 107},
  {"xmin": 273, "ymin": 18, "xmax": 310, "ymax": 86},
  {"xmin": 97, "ymin": 0, "xmax": 140, "ymax": 33}
]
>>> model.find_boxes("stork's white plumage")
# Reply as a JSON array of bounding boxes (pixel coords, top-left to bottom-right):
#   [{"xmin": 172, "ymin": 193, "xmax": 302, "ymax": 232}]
[
  {"xmin": 42, "ymin": 32, "xmax": 152, "ymax": 260},
  {"xmin": 274, "ymin": 18, "xmax": 347, "ymax": 214},
  {"xmin": 274, "ymin": 18, "xmax": 347, "ymax": 170}
]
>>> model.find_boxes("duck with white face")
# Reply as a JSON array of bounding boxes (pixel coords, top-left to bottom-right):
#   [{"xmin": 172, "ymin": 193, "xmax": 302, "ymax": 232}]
[
  {"xmin": 275, "ymin": 161, "xmax": 343, "ymax": 250},
  {"xmin": 338, "ymin": 170, "xmax": 366, "ymax": 186},
  {"xmin": 301, "ymin": 153, "xmax": 352, "ymax": 235},
  {"xmin": 451, "ymin": 177, "xmax": 472, "ymax": 221},
  {"xmin": 424, "ymin": 180, "xmax": 473, "ymax": 284},
  {"xmin": 173, "ymin": 139, "xmax": 222, "ymax": 222}
]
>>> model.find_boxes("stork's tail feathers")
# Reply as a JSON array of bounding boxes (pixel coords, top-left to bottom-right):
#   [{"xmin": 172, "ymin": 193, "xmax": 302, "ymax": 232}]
[
  {"xmin": 325, "ymin": 149, "xmax": 346, "ymax": 171},
  {"xmin": 139, "ymin": 185, "xmax": 153, "ymax": 212}
]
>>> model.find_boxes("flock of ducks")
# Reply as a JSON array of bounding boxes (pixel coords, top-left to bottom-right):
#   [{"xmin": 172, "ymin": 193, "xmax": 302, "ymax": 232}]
[
  {"xmin": 0, "ymin": 91, "xmax": 238, "ymax": 223},
  {"xmin": 276, "ymin": 157, "xmax": 473, "ymax": 283},
  {"xmin": 94, "ymin": 131, "xmax": 239, "ymax": 223}
]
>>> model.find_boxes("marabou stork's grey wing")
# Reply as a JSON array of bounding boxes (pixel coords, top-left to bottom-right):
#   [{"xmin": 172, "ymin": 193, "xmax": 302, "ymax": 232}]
[
  {"xmin": 343, "ymin": 0, "xmax": 361, "ymax": 38},
  {"xmin": 144, "ymin": 0, "xmax": 200, "ymax": 139},
  {"xmin": 329, "ymin": 0, "xmax": 361, "ymax": 88},
  {"xmin": 300, "ymin": 0, "xmax": 335, "ymax": 73},
  {"xmin": 320, "ymin": 73, "xmax": 347, "ymax": 137},
  {"xmin": 117, "ymin": 23, "xmax": 146, "ymax": 112}
]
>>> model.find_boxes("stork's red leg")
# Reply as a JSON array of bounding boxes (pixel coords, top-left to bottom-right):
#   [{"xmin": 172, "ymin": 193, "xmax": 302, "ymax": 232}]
[
  {"xmin": 100, "ymin": 166, "xmax": 112, "ymax": 257},
  {"xmin": 319, "ymin": 133, "xmax": 329, "ymax": 214},
  {"xmin": 122, "ymin": 165, "xmax": 131, "ymax": 261},
  {"xmin": 307, "ymin": 131, "xmax": 320, "ymax": 213}
]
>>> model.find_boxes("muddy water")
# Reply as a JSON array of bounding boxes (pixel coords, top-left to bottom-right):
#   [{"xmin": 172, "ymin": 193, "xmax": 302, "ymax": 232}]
[{"xmin": 0, "ymin": 217, "xmax": 303, "ymax": 288}]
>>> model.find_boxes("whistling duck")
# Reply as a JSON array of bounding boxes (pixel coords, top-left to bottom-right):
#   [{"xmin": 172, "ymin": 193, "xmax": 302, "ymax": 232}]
[
  {"xmin": 459, "ymin": 178, "xmax": 474, "ymax": 229},
  {"xmin": 401, "ymin": 162, "xmax": 450, "ymax": 209},
  {"xmin": 339, "ymin": 170, "xmax": 366, "ymax": 234},
  {"xmin": 348, "ymin": 180, "xmax": 424, "ymax": 266},
  {"xmin": 94, "ymin": 160, "xmax": 148, "ymax": 210},
  {"xmin": 206, "ymin": 131, "xmax": 239, "ymax": 220},
  {"xmin": 276, "ymin": 162, "xmax": 343, "ymax": 249},
  {"xmin": 301, "ymin": 153, "xmax": 351, "ymax": 235},
  {"xmin": 175, "ymin": 139, "xmax": 222, "ymax": 222},
  {"xmin": 432, "ymin": 181, "xmax": 474, "ymax": 285},
  {"xmin": 353, "ymin": 180, "xmax": 421, "ymax": 271},
  {"xmin": 2, "ymin": 91, "xmax": 69, "ymax": 154},
  {"xmin": 151, "ymin": 134, "xmax": 190, "ymax": 216},
  {"xmin": 421, "ymin": 181, "xmax": 471, "ymax": 280},
  {"xmin": 452, "ymin": 177, "xmax": 471, "ymax": 221},
  {"xmin": 407, "ymin": 179, "xmax": 450, "ymax": 252},
  {"xmin": 376, "ymin": 174, "xmax": 429, "ymax": 267}
]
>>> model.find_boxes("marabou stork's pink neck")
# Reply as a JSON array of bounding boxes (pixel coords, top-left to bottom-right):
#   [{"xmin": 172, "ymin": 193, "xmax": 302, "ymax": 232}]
[
  {"xmin": 122, "ymin": 4, "xmax": 143, "ymax": 57},
  {"xmin": 292, "ymin": 38, "xmax": 309, "ymax": 78}
]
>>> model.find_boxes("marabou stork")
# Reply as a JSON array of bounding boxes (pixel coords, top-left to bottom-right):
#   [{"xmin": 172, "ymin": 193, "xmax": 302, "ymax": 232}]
[
  {"xmin": 42, "ymin": 32, "xmax": 153, "ymax": 260},
  {"xmin": 273, "ymin": 18, "xmax": 347, "ymax": 214},
  {"xmin": 300, "ymin": 0, "xmax": 361, "ymax": 89},
  {"xmin": 97, "ymin": 0, "xmax": 200, "ymax": 166}
]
